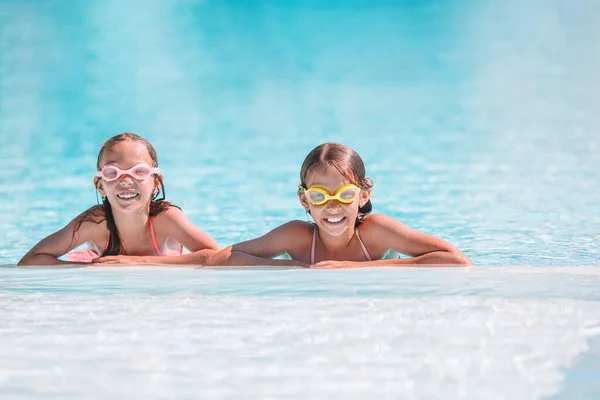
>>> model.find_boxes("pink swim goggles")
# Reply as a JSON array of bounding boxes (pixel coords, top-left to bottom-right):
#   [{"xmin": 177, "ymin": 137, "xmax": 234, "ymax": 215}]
[{"xmin": 97, "ymin": 163, "xmax": 160, "ymax": 182}]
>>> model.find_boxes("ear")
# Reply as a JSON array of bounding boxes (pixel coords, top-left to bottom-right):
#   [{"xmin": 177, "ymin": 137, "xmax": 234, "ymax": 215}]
[
  {"xmin": 359, "ymin": 188, "xmax": 371, "ymax": 208},
  {"xmin": 298, "ymin": 189, "xmax": 311, "ymax": 212},
  {"xmin": 94, "ymin": 177, "xmax": 106, "ymax": 197}
]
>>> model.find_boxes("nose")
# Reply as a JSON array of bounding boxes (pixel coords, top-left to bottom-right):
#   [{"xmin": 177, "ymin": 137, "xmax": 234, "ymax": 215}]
[
  {"xmin": 325, "ymin": 200, "xmax": 342, "ymax": 212},
  {"xmin": 117, "ymin": 175, "xmax": 135, "ymax": 185}
]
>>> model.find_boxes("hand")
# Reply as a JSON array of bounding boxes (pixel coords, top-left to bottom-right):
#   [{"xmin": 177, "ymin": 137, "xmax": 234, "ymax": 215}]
[
  {"xmin": 92, "ymin": 255, "xmax": 150, "ymax": 265},
  {"xmin": 310, "ymin": 260, "xmax": 361, "ymax": 269}
]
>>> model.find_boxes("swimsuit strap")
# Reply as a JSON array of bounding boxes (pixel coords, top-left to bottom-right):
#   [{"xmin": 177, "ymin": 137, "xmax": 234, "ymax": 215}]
[
  {"xmin": 149, "ymin": 218, "xmax": 164, "ymax": 256},
  {"xmin": 103, "ymin": 219, "xmax": 180, "ymax": 257},
  {"xmin": 311, "ymin": 224, "xmax": 317, "ymax": 265},
  {"xmin": 355, "ymin": 227, "xmax": 373, "ymax": 261},
  {"xmin": 311, "ymin": 224, "xmax": 372, "ymax": 263}
]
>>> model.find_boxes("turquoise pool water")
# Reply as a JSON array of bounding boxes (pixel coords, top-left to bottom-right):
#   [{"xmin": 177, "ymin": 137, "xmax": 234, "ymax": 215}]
[{"xmin": 1, "ymin": 0, "xmax": 599, "ymax": 398}]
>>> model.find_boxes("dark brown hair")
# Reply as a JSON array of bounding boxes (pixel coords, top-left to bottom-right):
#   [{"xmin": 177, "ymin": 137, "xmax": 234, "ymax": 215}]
[
  {"xmin": 74, "ymin": 133, "xmax": 178, "ymax": 255},
  {"xmin": 299, "ymin": 142, "xmax": 373, "ymax": 222}
]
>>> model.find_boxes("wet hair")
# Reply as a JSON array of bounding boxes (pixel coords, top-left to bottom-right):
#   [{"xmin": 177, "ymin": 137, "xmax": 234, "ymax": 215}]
[
  {"xmin": 73, "ymin": 132, "xmax": 179, "ymax": 256},
  {"xmin": 299, "ymin": 142, "xmax": 373, "ymax": 223}
]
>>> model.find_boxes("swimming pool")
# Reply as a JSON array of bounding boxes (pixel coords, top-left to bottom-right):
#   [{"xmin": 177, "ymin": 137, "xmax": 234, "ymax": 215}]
[
  {"xmin": 2, "ymin": 266, "xmax": 600, "ymax": 398},
  {"xmin": 1, "ymin": 0, "xmax": 599, "ymax": 398}
]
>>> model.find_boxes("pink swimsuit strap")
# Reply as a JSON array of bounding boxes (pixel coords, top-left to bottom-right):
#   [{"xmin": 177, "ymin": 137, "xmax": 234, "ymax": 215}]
[
  {"xmin": 102, "ymin": 218, "xmax": 181, "ymax": 256},
  {"xmin": 69, "ymin": 217, "xmax": 183, "ymax": 262},
  {"xmin": 311, "ymin": 225, "xmax": 317, "ymax": 265},
  {"xmin": 149, "ymin": 218, "xmax": 163, "ymax": 256},
  {"xmin": 310, "ymin": 224, "xmax": 372, "ymax": 264},
  {"xmin": 149, "ymin": 218, "xmax": 183, "ymax": 256},
  {"xmin": 354, "ymin": 227, "xmax": 373, "ymax": 261}
]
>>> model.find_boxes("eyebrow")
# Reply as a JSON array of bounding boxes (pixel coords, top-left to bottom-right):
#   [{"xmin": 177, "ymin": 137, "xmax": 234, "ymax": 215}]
[
  {"xmin": 307, "ymin": 183, "xmax": 351, "ymax": 191},
  {"xmin": 99, "ymin": 160, "xmax": 127, "ymax": 168},
  {"xmin": 101, "ymin": 159, "xmax": 151, "ymax": 166}
]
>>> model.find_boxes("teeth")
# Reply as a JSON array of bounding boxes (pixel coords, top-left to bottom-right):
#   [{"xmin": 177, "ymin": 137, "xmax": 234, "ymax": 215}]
[
  {"xmin": 326, "ymin": 217, "xmax": 344, "ymax": 223},
  {"xmin": 117, "ymin": 193, "xmax": 138, "ymax": 199}
]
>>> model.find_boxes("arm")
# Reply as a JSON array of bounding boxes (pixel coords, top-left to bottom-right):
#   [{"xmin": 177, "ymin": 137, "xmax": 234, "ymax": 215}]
[
  {"xmin": 99, "ymin": 221, "xmax": 309, "ymax": 267},
  {"xmin": 18, "ymin": 218, "xmax": 96, "ymax": 266},
  {"xmin": 313, "ymin": 214, "xmax": 471, "ymax": 268},
  {"xmin": 94, "ymin": 207, "xmax": 220, "ymax": 265},
  {"xmin": 206, "ymin": 249, "xmax": 307, "ymax": 268},
  {"xmin": 205, "ymin": 221, "xmax": 309, "ymax": 267},
  {"xmin": 158, "ymin": 207, "xmax": 220, "ymax": 252}
]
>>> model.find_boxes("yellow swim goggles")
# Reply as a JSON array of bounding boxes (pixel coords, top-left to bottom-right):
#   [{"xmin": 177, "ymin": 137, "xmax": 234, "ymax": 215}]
[{"xmin": 300, "ymin": 183, "xmax": 362, "ymax": 206}]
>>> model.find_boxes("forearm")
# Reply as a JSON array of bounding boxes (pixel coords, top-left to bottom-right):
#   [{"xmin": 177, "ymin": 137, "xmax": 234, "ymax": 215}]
[
  {"xmin": 105, "ymin": 249, "xmax": 218, "ymax": 266},
  {"xmin": 363, "ymin": 250, "xmax": 471, "ymax": 267},
  {"xmin": 18, "ymin": 253, "xmax": 81, "ymax": 267},
  {"xmin": 206, "ymin": 249, "xmax": 308, "ymax": 268}
]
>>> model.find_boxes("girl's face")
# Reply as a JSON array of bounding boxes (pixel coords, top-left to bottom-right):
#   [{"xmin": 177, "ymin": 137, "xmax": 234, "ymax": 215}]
[
  {"xmin": 299, "ymin": 166, "xmax": 370, "ymax": 237},
  {"xmin": 95, "ymin": 140, "xmax": 160, "ymax": 212}
]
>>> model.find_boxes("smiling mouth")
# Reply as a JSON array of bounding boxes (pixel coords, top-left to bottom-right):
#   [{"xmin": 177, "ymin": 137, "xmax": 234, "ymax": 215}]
[
  {"xmin": 324, "ymin": 216, "xmax": 346, "ymax": 224},
  {"xmin": 116, "ymin": 193, "xmax": 139, "ymax": 200}
]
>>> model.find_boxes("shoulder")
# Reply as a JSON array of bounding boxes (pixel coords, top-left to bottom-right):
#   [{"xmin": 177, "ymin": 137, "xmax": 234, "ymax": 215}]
[
  {"xmin": 256, "ymin": 220, "xmax": 314, "ymax": 239},
  {"xmin": 154, "ymin": 205, "xmax": 185, "ymax": 220},
  {"xmin": 274, "ymin": 220, "xmax": 314, "ymax": 236},
  {"xmin": 71, "ymin": 206, "xmax": 107, "ymax": 237},
  {"xmin": 67, "ymin": 206, "xmax": 107, "ymax": 246},
  {"xmin": 359, "ymin": 213, "xmax": 402, "ymax": 232},
  {"xmin": 263, "ymin": 220, "xmax": 314, "ymax": 250},
  {"xmin": 358, "ymin": 213, "xmax": 413, "ymax": 245},
  {"xmin": 152, "ymin": 204, "xmax": 190, "ymax": 227},
  {"xmin": 283, "ymin": 220, "xmax": 314, "ymax": 230},
  {"xmin": 151, "ymin": 207, "xmax": 197, "ymax": 241},
  {"xmin": 270, "ymin": 221, "xmax": 314, "ymax": 260},
  {"xmin": 74, "ymin": 205, "xmax": 105, "ymax": 225},
  {"xmin": 150, "ymin": 200, "xmax": 181, "ymax": 219}
]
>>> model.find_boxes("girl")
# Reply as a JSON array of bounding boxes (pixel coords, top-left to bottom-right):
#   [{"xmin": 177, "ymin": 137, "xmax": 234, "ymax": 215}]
[
  {"xmin": 18, "ymin": 133, "xmax": 219, "ymax": 266},
  {"xmin": 97, "ymin": 142, "xmax": 470, "ymax": 268}
]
